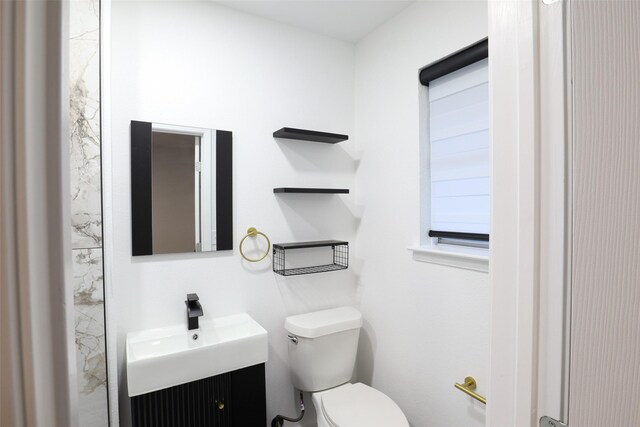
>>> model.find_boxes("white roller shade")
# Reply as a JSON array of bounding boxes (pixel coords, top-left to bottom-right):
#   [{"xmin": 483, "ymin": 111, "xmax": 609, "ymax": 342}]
[{"xmin": 429, "ymin": 58, "xmax": 489, "ymax": 236}]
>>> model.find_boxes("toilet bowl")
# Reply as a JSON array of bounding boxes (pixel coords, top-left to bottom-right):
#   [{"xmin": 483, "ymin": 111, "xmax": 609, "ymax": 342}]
[
  {"xmin": 312, "ymin": 382, "xmax": 409, "ymax": 427},
  {"xmin": 285, "ymin": 307, "xmax": 409, "ymax": 427}
]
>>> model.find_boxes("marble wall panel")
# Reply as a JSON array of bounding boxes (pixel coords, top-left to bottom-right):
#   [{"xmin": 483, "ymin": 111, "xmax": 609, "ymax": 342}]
[
  {"xmin": 73, "ymin": 248, "xmax": 108, "ymax": 426},
  {"xmin": 70, "ymin": 0, "xmax": 102, "ymax": 249},
  {"xmin": 70, "ymin": 0, "xmax": 108, "ymax": 425}
]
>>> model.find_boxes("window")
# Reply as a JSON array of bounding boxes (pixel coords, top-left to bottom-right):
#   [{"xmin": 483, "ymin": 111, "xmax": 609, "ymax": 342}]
[{"xmin": 420, "ymin": 39, "xmax": 489, "ymax": 250}]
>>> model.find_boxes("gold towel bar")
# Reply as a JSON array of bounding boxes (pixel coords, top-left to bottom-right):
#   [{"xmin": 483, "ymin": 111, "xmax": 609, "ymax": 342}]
[
  {"xmin": 239, "ymin": 227, "xmax": 271, "ymax": 262},
  {"xmin": 454, "ymin": 376, "xmax": 487, "ymax": 405}
]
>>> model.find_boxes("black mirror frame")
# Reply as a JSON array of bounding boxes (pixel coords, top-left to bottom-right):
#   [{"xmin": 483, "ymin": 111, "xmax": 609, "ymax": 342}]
[{"xmin": 130, "ymin": 120, "xmax": 233, "ymax": 256}]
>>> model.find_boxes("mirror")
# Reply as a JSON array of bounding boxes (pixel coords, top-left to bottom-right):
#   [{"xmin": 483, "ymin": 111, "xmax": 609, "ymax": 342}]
[{"xmin": 130, "ymin": 121, "xmax": 232, "ymax": 256}]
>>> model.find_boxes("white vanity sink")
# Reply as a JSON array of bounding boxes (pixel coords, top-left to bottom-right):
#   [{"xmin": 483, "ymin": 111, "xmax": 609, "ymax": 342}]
[{"xmin": 126, "ymin": 313, "xmax": 268, "ymax": 396}]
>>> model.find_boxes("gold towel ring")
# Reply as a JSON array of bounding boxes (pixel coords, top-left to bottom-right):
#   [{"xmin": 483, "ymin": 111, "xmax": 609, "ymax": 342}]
[{"xmin": 239, "ymin": 227, "xmax": 271, "ymax": 262}]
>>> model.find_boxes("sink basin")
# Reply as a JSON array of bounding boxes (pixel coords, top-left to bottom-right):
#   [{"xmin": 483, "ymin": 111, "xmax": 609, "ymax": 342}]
[{"xmin": 126, "ymin": 313, "xmax": 268, "ymax": 396}]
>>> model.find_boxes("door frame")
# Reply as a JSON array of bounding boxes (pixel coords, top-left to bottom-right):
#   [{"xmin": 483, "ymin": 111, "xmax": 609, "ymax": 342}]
[{"xmin": 487, "ymin": 0, "xmax": 571, "ymax": 425}]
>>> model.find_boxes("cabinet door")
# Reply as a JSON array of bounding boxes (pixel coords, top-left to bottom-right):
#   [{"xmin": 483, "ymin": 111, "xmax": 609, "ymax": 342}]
[
  {"xmin": 131, "ymin": 373, "xmax": 231, "ymax": 426},
  {"xmin": 229, "ymin": 363, "xmax": 266, "ymax": 426}
]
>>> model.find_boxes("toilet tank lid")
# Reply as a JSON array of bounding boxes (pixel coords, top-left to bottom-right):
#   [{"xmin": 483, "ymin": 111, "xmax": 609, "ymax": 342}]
[{"xmin": 285, "ymin": 306, "xmax": 363, "ymax": 338}]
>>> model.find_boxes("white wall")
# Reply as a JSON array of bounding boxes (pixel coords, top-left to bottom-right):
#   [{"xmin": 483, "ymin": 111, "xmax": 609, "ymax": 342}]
[
  {"xmin": 110, "ymin": 2, "xmax": 358, "ymax": 425},
  {"xmin": 353, "ymin": 2, "xmax": 489, "ymax": 427}
]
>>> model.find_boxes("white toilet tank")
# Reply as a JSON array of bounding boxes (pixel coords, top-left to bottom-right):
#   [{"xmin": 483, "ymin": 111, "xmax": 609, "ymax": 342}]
[{"xmin": 285, "ymin": 306, "xmax": 363, "ymax": 392}]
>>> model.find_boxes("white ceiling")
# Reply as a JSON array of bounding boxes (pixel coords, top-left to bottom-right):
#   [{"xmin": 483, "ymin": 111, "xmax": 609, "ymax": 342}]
[{"xmin": 215, "ymin": 1, "xmax": 414, "ymax": 43}]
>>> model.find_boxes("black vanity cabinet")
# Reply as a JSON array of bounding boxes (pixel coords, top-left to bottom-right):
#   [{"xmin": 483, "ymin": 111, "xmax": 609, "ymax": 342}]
[{"xmin": 131, "ymin": 363, "xmax": 266, "ymax": 427}]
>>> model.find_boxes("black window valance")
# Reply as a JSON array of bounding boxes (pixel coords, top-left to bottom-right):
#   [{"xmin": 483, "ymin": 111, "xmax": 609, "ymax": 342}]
[{"xmin": 419, "ymin": 38, "xmax": 488, "ymax": 86}]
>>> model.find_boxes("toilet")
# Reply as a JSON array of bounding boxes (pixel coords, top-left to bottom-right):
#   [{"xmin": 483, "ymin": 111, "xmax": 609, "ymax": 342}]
[{"xmin": 285, "ymin": 306, "xmax": 409, "ymax": 427}]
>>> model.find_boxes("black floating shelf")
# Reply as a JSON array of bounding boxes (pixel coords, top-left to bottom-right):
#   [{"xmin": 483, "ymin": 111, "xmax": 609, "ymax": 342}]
[
  {"xmin": 273, "ymin": 240, "xmax": 349, "ymax": 276},
  {"xmin": 273, "ymin": 188, "xmax": 349, "ymax": 194},
  {"xmin": 273, "ymin": 127, "xmax": 348, "ymax": 144}
]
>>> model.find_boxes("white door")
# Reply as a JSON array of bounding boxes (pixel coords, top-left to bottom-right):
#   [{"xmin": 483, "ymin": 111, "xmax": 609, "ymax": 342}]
[{"xmin": 567, "ymin": 1, "xmax": 640, "ymax": 425}]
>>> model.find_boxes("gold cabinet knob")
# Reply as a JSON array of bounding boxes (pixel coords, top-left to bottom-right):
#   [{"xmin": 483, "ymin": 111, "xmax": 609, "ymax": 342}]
[{"xmin": 217, "ymin": 401, "xmax": 225, "ymax": 410}]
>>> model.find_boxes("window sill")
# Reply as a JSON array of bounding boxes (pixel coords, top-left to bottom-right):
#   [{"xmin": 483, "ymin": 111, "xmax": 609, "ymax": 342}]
[{"xmin": 408, "ymin": 244, "xmax": 489, "ymax": 273}]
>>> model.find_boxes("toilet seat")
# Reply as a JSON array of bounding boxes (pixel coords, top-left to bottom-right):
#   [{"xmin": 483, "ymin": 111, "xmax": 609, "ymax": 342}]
[{"xmin": 320, "ymin": 383, "xmax": 409, "ymax": 427}]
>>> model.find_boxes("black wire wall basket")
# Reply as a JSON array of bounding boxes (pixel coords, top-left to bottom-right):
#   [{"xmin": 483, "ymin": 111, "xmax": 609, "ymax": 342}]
[{"xmin": 272, "ymin": 240, "xmax": 349, "ymax": 276}]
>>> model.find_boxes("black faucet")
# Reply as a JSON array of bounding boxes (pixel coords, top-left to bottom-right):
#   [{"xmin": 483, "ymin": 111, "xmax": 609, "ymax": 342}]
[{"xmin": 185, "ymin": 293, "xmax": 203, "ymax": 330}]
